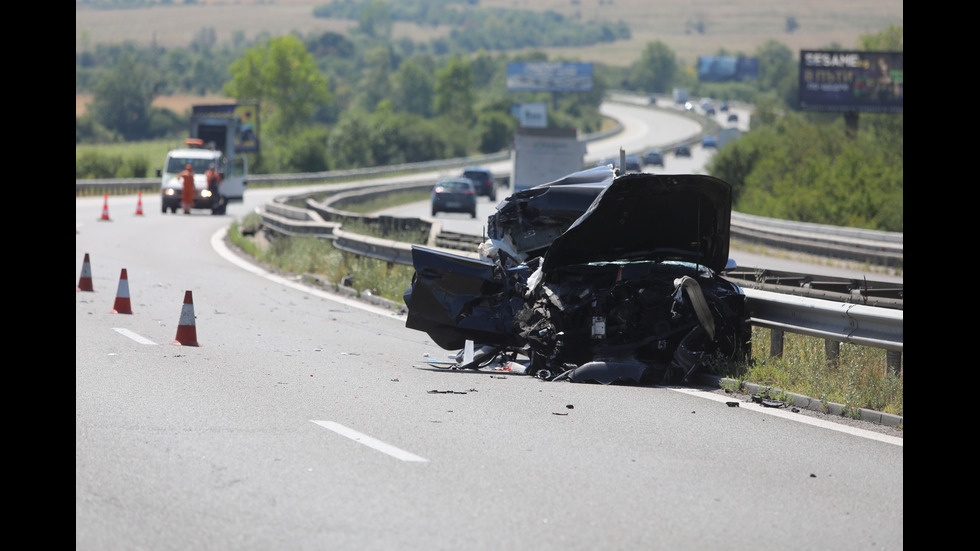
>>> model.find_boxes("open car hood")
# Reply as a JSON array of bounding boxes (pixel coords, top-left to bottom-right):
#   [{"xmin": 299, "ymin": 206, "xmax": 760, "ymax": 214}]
[
  {"xmin": 542, "ymin": 173, "xmax": 733, "ymax": 273},
  {"xmin": 490, "ymin": 169, "xmax": 733, "ymax": 273},
  {"xmin": 487, "ymin": 166, "xmax": 616, "ymax": 263}
]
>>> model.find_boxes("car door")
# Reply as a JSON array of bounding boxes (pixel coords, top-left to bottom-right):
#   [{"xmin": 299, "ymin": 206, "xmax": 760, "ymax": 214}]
[{"xmin": 403, "ymin": 246, "xmax": 527, "ymax": 350}]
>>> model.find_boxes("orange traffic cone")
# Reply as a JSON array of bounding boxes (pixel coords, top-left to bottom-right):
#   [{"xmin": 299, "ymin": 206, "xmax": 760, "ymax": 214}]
[
  {"xmin": 77, "ymin": 253, "xmax": 94, "ymax": 292},
  {"xmin": 171, "ymin": 290, "xmax": 200, "ymax": 346},
  {"xmin": 135, "ymin": 192, "xmax": 144, "ymax": 216},
  {"xmin": 99, "ymin": 193, "xmax": 111, "ymax": 221},
  {"xmin": 110, "ymin": 268, "xmax": 133, "ymax": 314}
]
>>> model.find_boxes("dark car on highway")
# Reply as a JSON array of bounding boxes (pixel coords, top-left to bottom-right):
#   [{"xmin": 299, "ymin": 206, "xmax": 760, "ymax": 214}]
[
  {"xmin": 642, "ymin": 149, "xmax": 665, "ymax": 168},
  {"xmin": 404, "ymin": 166, "xmax": 750, "ymax": 385},
  {"xmin": 462, "ymin": 167, "xmax": 496, "ymax": 201},
  {"xmin": 594, "ymin": 155, "xmax": 641, "ymax": 173},
  {"xmin": 675, "ymin": 144, "xmax": 692, "ymax": 157},
  {"xmin": 431, "ymin": 178, "xmax": 477, "ymax": 217},
  {"xmin": 623, "ymin": 154, "xmax": 642, "ymax": 173}
]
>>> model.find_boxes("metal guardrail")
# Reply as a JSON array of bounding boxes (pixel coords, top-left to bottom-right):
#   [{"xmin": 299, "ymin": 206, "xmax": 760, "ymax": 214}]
[
  {"xmin": 744, "ymin": 288, "xmax": 902, "ymax": 352},
  {"xmin": 78, "ymin": 174, "xmax": 902, "ymax": 270},
  {"xmin": 74, "ymin": 121, "xmax": 623, "ymax": 195},
  {"xmin": 730, "ymin": 212, "xmax": 903, "ymax": 268},
  {"xmin": 254, "ymin": 190, "xmax": 903, "ymax": 374},
  {"xmin": 75, "ymin": 151, "xmax": 513, "ymax": 195}
]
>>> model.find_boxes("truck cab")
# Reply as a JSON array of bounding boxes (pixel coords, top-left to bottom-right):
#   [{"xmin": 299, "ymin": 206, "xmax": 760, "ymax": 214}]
[{"xmin": 159, "ymin": 139, "xmax": 247, "ymax": 214}]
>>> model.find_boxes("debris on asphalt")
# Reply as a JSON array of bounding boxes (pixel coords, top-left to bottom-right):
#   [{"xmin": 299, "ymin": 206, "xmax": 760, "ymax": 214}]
[{"xmin": 752, "ymin": 394, "xmax": 788, "ymax": 408}]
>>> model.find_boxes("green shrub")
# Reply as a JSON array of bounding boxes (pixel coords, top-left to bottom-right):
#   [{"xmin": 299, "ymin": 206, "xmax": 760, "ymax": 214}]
[{"xmin": 76, "ymin": 150, "xmax": 125, "ymax": 179}]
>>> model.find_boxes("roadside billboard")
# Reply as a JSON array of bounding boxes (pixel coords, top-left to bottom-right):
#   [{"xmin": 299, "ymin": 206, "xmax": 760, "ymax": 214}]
[
  {"xmin": 798, "ymin": 50, "xmax": 903, "ymax": 113},
  {"xmin": 506, "ymin": 62, "xmax": 594, "ymax": 92},
  {"xmin": 697, "ymin": 56, "xmax": 759, "ymax": 82}
]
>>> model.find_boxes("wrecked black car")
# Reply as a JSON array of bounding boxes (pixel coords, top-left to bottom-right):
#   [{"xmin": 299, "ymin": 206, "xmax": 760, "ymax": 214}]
[{"xmin": 403, "ymin": 166, "xmax": 751, "ymax": 385}]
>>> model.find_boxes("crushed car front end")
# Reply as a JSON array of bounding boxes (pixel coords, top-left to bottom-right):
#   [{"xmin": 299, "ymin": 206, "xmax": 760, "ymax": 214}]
[{"xmin": 404, "ymin": 168, "xmax": 750, "ymax": 385}]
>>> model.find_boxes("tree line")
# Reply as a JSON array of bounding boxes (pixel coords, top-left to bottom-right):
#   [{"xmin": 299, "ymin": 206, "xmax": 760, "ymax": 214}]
[{"xmin": 75, "ymin": 3, "xmax": 901, "ymax": 232}]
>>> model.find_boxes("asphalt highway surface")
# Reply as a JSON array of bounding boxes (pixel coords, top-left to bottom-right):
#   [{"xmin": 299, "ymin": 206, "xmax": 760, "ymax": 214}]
[{"xmin": 76, "ymin": 102, "xmax": 902, "ymax": 551}]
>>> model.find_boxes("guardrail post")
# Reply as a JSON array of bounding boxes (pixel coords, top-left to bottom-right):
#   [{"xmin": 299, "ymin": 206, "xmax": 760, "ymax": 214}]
[
  {"xmin": 769, "ymin": 328, "xmax": 784, "ymax": 358},
  {"xmin": 825, "ymin": 339, "xmax": 840, "ymax": 368},
  {"xmin": 886, "ymin": 350, "xmax": 902, "ymax": 377}
]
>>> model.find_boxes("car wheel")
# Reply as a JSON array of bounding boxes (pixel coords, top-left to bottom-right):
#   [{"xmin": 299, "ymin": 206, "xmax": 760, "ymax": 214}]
[
  {"xmin": 470, "ymin": 210, "xmax": 477, "ymax": 218},
  {"xmin": 162, "ymin": 204, "xmax": 167, "ymax": 214},
  {"xmin": 432, "ymin": 208, "xmax": 438, "ymax": 216}
]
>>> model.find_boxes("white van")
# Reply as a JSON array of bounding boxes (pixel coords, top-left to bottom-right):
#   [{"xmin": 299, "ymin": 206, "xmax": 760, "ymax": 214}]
[{"xmin": 159, "ymin": 139, "xmax": 246, "ymax": 214}]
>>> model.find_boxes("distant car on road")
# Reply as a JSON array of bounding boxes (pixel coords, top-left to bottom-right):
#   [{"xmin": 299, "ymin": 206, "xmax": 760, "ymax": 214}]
[
  {"xmin": 704, "ymin": 106, "xmax": 716, "ymax": 116},
  {"xmin": 727, "ymin": 113, "xmax": 739, "ymax": 123},
  {"xmin": 594, "ymin": 155, "xmax": 641, "ymax": 173},
  {"xmin": 642, "ymin": 149, "xmax": 665, "ymax": 168},
  {"xmin": 675, "ymin": 144, "xmax": 692, "ymax": 157},
  {"xmin": 431, "ymin": 178, "xmax": 477, "ymax": 218},
  {"xmin": 701, "ymin": 135, "xmax": 718, "ymax": 148},
  {"xmin": 462, "ymin": 166, "xmax": 496, "ymax": 201},
  {"xmin": 623, "ymin": 154, "xmax": 642, "ymax": 173}
]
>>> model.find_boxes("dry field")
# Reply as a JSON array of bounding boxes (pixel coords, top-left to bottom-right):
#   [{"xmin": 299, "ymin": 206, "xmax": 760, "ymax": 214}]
[
  {"xmin": 76, "ymin": 93, "xmax": 236, "ymax": 118},
  {"xmin": 76, "ymin": 0, "xmax": 902, "ymax": 65},
  {"xmin": 76, "ymin": 0, "xmax": 902, "ymax": 115}
]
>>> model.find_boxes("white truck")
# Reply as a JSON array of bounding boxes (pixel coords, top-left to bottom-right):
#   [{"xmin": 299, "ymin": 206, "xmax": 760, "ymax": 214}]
[
  {"xmin": 158, "ymin": 105, "xmax": 249, "ymax": 214},
  {"xmin": 510, "ymin": 127, "xmax": 587, "ymax": 193},
  {"xmin": 672, "ymin": 87, "xmax": 690, "ymax": 105}
]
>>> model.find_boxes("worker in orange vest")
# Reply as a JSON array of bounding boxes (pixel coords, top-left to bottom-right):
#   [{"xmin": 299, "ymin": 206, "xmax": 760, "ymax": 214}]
[
  {"xmin": 178, "ymin": 163, "xmax": 195, "ymax": 214},
  {"xmin": 205, "ymin": 163, "xmax": 224, "ymax": 215}
]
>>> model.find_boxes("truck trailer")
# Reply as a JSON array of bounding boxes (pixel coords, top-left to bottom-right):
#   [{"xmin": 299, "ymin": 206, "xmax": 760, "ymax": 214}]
[{"xmin": 510, "ymin": 127, "xmax": 587, "ymax": 193}]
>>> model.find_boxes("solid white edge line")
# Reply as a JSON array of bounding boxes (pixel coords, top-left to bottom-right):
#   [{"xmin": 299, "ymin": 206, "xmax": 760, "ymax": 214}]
[
  {"xmin": 667, "ymin": 387, "xmax": 903, "ymax": 447},
  {"xmin": 211, "ymin": 227, "xmax": 403, "ymax": 319},
  {"xmin": 113, "ymin": 327, "xmax": 157, "ymax": 345},
  {"xmin": 312, "ymin": 420, "xmax": 428, "ymax": 462}
]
